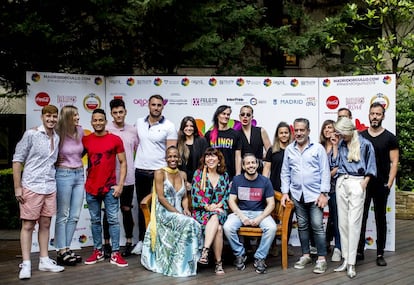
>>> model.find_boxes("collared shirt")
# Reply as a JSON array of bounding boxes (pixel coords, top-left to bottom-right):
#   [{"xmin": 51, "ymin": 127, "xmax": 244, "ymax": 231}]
[
  {"xmin": 134, "ymin": 116, "xmax": 177, "ymax": 170},
  {"xmin": 281, "ymin": 139, "xmax": 331, "ymax": 203},
  {"xmin": 106, "ymin": 121, "xmax": 138, "ymax": 186},
  {"xmin": 332, "ymin": 134, "xmax": 377, "ymax": 178},
  {"xmin": 13, "ymin": 125, "xmax": 60, "ymax": 194}
]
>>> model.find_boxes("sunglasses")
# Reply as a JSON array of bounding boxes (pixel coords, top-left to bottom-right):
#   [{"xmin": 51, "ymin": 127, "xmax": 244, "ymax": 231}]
[{"xmin": 240, "ymin": 113, "xmax": 252, "ymax": 117}]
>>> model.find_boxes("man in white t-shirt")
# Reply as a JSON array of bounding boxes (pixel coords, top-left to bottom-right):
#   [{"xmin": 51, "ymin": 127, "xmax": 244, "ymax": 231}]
[{"xmin": 133, "ymin": 94, "xmax": 177, "ymax": 253}]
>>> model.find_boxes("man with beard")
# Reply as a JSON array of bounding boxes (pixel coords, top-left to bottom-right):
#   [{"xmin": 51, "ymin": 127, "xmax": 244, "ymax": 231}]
[
  {"xmin": 280, "ymin": 118, "xmax": 331, "ymax": 274},
  {"xmin": 357, "ymin": 102, "xmax": 399, "ymax": 266},
  {"xmin": 223, "ymin": 153, "xmax": 276, "ymax": 274},
  {"xmin": 133, "ymin": 94, "xmax": 177, "ymax": 254}
]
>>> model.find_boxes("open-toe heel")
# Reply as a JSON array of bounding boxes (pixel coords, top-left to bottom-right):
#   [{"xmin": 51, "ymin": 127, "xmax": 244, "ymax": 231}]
[{"xmin": 198, "ymin": 247, "xmax": 209, "ymax": 265}]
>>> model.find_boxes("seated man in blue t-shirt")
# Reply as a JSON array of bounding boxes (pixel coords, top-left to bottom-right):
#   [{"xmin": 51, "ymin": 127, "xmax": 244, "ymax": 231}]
[{"xmin": 223, "ymin": 153, "xmax": 276, "ymax": 274}]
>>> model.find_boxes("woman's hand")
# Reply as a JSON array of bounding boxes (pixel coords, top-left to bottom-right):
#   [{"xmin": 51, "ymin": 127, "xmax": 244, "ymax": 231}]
[{"xmin": 183, "ymin": 208, "xmax": 192, "ymax": 216}]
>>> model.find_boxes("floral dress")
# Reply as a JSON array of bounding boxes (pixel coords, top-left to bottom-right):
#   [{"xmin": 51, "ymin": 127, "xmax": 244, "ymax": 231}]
[
  {"xmin": 191, "ymin": 169, "xmax": 230, "ymax": 228},
  {"xmin": 141, "ymin": 173, "xmax": 201, "ymax": 277}
]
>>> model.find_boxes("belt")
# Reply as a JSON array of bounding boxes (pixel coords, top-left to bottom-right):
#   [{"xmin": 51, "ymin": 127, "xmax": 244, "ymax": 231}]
[{"xmin": 136, "ymin": 168, "xmax": 155, "ymax": 175}]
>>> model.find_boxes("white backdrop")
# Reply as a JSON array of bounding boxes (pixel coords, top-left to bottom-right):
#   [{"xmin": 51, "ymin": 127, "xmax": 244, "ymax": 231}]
[{"xmin": 26, "ymin": 72, "xmax": 396, "ymax": 252}]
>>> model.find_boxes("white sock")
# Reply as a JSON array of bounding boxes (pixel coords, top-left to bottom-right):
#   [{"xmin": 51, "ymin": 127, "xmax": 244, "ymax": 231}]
[{"xmin": 39, "ymin": 256, "xmax": 49, "ymax": 263}]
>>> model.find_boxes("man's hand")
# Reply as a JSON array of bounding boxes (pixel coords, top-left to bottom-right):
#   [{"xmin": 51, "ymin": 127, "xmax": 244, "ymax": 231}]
[
  {"xmin": 316, "ymin": 194, "xmax": 328, "ymax": 208},
  {"xmin": 112, "ymin": 185, "xmax": 123, "ymax": 198},
  {"xmin": 15, "ymin": 186, "xmax": 25, "ymax": 204},
  {"xmin": 281, "ymin": 193, "xmax": 291, "ymax": 207}
]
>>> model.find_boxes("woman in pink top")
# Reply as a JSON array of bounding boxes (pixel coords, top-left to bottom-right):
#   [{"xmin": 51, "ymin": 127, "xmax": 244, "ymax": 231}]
[{"xmin": 54, "ymin": 105, "xmax": 84, "ymax": 266}]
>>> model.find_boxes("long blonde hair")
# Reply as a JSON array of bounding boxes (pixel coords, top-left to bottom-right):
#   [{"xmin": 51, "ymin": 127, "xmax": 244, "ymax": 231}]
[
  {"xmin": 335, "ymin": 117, "xmax": 360, "ymax": 162},
  {"xmin": 56, "ymin": 105, "xmax": 80, "ymax": 148}
]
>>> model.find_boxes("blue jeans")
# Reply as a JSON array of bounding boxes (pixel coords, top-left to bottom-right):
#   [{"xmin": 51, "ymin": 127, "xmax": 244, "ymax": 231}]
[
  {"xmin": 86, "ymin": 188, "xmax": 120, "ymax": 251},
  {"xmin": 54, "ymin": 168, "xmax": 85, "ymax": 250},
  {"xmin": 293, "ymin": 198, "xmax": 327, "ymax": 257},
  {"xmin": 223, "ymin": 211, "xmax": 277, "ymax": 260}
]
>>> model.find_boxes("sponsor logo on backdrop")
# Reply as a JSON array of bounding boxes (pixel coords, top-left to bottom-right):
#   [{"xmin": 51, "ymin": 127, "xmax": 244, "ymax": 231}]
[
  {"xmin": 191, "ymin": 79, "xmax": 203, "ymax": 85},
  {"xmin": 322, "ymin": 79, "xmax": 331, "ymax": 87},
  {"xmin": 181, "ymin": 77, "xmax": 190, "ymax": 86},
  {"xmin": 154, "ymin": 77, "xmax": 162, "ymax": 86},
  {"xmin": 250, "ymin": 98, "xmax": 257, "ymax": 105},
  {"xmin": 192, "ymin": 98, "xmax": 218, "ymax": 106},
  {"xmin": 263, "ymin": 78, "xmax": 272, "ymax": 87},
  {"xmin": 126, "ymin": 78, "xmax": 135, "ymax": 86},
  {"xmin": 137, "ymin": 79, "xmax": 152, "ymax": 85},
  {"xmin": 301, "ymin": 80, "xmax": 316, "ymax": 86},
  {"xmin": 246, "ymin": 79, "xmax": 261, "ymax": 85},
  {"xmin": 290, "ymin": 78, "xmax": 299, "ymax": 87},
  {"xmin": 219, "ymin": 79, "xmax": 235, "ymax": 85},
  {"xmin": 32, "ymin": 73, "xmax": 41, "ymax": 82},
  {"xmin": 280, "ymin": 98, "xmax": 303, "ymax": 105},
  {"xmin": 273, "ymin": 80, "xmax": 286, "ymax": 85},
  {"xmin": 370, "ymin": 93, "xmax": 390, "ymax": 109},
  {"xmin": 326, "ymin": 95, "xmax": 339, "ymax": 110},
  {"xmin": 243, "ymin": 93, "xmax": 254, "ymax": 97},
  {"xmin": 164, "ymin": 79, "xmax": 180, "ymax": 85},
  {"xmin": 273, "ymin": 99, "xmax": 278, "ymax": 105},
  {"xmin": 169, "ymin": 99, "xmax": 188, "ymax": 105},
  {"xmin": 236, "ymin": 78, "xmax": 245, "ymax": 87},
  {"xmin": 35, "ymin": 92, "xmax": 50, "ymax": 107},
  {"xmin": 94, "ymin": 77, "xmax": 103, "ymax": 85},
  {"xmin": 333, "ymin": 76, "xmax": 379, "ymax": 86},
  {"xmin": 345, "ymin": 97, "xmax": 365, "ymax": 111},
  {"xmin": 226, "ymin": 98, "xmax": 245, "ymax": 105},
  {"xmin": 383, "ymin": 75, "xmax": 392, "ymax": 85},
  {"xmin": 57, "ymin": 95, "xmax": 77, "ymax": 107},
  {"xmin": 306, "ymin": 97, "xmax": 317, "ymax": 106},
  {"xmin": 109, "ymin": 79, "xmax": 122, "ymax": 85},
  {"xmin": 83, "ymin": 93, "xmax": 101, "ymax": 112},
  {"xmin": 209, "ymin": 78, "xmax": 217, "ymax": 86}
]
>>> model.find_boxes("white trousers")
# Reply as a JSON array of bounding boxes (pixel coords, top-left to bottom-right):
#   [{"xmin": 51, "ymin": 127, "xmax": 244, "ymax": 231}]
[{"xmin": 336, "ymin": 175, "xmax": 366, "ymax": 265}]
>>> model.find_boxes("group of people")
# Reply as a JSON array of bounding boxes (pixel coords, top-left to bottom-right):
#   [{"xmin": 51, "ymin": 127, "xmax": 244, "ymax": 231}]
[{"xmin": 12, "ymin": 94, "xmax": 398, "ymax": 280}]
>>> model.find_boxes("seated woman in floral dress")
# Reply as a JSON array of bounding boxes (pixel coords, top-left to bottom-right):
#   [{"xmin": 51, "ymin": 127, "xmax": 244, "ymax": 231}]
[{"xmin": 192, "ymin": 147, "xmax": 230, "ymax": 275}]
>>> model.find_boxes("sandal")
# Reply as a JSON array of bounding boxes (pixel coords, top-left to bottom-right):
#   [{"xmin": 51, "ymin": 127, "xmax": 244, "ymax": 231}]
[
  {"xmin": 215, "ymin": 260, "xmax": 225, "ymax": 275},
  {"xmin": 57, "ymin": 251, "xmax": 77, "ymax": 266},
  {"xmin": 68, "ymin": 250, "xmax": 82, "ymax": 263},
  {"xmin": 198, "ymin": 247, "xmax": 209, "ymax": 265}
]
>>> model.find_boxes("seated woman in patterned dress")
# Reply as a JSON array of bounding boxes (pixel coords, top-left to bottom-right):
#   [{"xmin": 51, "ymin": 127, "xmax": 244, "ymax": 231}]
[
  {"xmin": 192, "ymin": 147, "xmax": 230, "ymax": 275},
  {"xmin": 141, "ymin": 146, "xmax": 201, "ymax": 277}
]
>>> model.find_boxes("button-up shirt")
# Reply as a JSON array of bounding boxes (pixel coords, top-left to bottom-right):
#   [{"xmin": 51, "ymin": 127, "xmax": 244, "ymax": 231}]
[
  {"xmin": 281, "ymin": 139, "xmax": 331, "ymax": 203},
  {"xmin": 13, "ymin": 125, "xmax": 59, "ymax": 194},
  {"xmin": 332, "ymin": 134, "xmax": 377, "ymax": 178}
]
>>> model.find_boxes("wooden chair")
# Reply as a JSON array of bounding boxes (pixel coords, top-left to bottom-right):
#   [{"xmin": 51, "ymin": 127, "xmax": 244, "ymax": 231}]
[{"xmin": 140, "ymin": 190, "xmax": 294, "ymax": 270}]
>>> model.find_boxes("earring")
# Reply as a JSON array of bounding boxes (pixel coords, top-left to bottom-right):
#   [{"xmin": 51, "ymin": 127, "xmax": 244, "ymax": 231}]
[{"xmin": 218, "ymin": 164, "xmax": 221, "ymax": 166}]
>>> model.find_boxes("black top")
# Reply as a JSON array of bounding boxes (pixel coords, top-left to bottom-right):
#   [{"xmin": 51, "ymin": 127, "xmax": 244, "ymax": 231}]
[
  {"xmin": 264, "ymin": 148, "xmax": 285, "ymax": 191},
  {"xmin": 240, "ymin": 126, "xmax": 264, "ymax": 159}
]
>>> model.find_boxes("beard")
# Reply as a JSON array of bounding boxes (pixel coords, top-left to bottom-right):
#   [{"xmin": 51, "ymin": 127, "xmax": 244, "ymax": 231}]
[{"xmin": 370, "ymin": 119, "xmax": 383, "ymax": 129}]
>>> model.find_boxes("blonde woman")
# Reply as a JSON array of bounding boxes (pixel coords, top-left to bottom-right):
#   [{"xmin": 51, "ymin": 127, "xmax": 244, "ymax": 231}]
[
  {"xmin": 54, "ymin": 105, "xmax": 84, "ymax": 265},
  {"xmin": 332, "ymin": 117, "xmax": 376, "ymax": 278}
]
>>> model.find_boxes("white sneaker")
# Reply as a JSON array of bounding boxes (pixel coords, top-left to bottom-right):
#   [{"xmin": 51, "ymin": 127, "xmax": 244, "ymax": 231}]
[
  {"xmin": 19, "ymin": 262, "xmax": 31, "ymax": 279},
  {"xmin": 331, "ymin": 248, "xmax": 342, "ymax": 262},
  {"xmin": 131, "ymin": 241, "xmax": 143, "ymax": 255},
  {"xmin": 39, "ymin": 257, "xmax": 65, "ymax": 272}
]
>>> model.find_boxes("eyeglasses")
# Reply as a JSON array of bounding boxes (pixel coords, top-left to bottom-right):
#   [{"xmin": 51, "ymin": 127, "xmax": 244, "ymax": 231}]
[{"xmin": 240, "ymin": 113, "xmax": 252, "ymax": 117}]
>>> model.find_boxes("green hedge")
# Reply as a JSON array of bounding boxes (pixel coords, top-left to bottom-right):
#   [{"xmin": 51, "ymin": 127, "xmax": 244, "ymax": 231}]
[{"xmin": 0, "ymin": 169, "xmax": 20, "ymax": 229}]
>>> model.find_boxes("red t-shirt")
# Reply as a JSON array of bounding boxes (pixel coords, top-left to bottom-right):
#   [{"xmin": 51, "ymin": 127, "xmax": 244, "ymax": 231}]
[{"xmin": 82, "ymin": 132, "xmax": 125, "ymax": 196}]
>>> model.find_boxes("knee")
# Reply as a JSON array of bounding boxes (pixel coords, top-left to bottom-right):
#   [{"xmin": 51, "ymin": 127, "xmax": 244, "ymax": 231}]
[
  {"xmin": 22, "ymin": 221, "xmax": 35, "ymax": 232},
  {"xmin": 121, "ymin": 206, "xmax": 131, "ymax": 213}
]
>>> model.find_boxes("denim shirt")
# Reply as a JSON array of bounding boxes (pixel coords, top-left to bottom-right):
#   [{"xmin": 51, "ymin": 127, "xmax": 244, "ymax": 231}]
[
  {"xmin": 331, "ymin": 134, "xmax": 377, "ymax": 178},
  {"xmin": 13, "ymin": 125, "xmax": 59, "ymax": 194},
  {"xmin": 281, "ymin": 139, "xmax": 331, "ymax": 203}
]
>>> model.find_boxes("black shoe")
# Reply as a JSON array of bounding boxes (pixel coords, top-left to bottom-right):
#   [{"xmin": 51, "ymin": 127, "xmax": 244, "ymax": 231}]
[
  {"xmin": 103, "ymin": 244, "xmax": 112, "ymax": 259},
  {"xmin": 376, "ymin": 256, "xmax": 387, "ymax": 266},
  {"xmin": 254, "ymin": 258, "xmax": 267, "ymax": 274},
  {"xmin": 122, "ymin": 243, "xmax": 134, "ymax": 257},
  {"xmin": 57, "ymin": 251, "xmax": 77, "ymax": 266},
  {"xmin": 233, "ymin": 255, "xmax": 247, "ymax": 270},
  {"xmin": 356, "ymin": 252, "xmax": 364, "ymax": 261}
]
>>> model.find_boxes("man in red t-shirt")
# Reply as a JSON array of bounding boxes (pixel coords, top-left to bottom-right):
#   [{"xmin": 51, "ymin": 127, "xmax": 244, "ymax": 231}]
[{"xmin": 82, "ymin": 109, "xmax": 128, "ymax": 267}]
